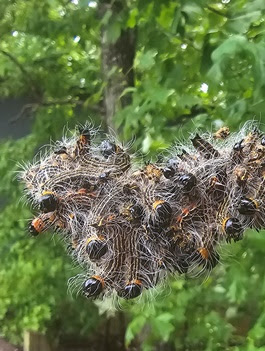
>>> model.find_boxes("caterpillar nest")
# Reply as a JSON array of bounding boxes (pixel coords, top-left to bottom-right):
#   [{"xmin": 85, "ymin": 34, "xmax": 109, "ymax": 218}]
[{"xmin": 20, "ymin": 123, "xmax": 265, "ymax": 300}]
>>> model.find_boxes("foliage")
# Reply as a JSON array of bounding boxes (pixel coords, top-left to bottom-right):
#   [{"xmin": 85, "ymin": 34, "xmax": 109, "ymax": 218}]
[
  {"xmin": 125, "ymin": 235, "xmax": 265, "ymax": 351},
  {"xmin": 0, "ymin": 0, "xmax": 265, "ymax": 349},
  {"xmin": 0, "ymin": 136, "xmax": 102, "ymax": 345}
]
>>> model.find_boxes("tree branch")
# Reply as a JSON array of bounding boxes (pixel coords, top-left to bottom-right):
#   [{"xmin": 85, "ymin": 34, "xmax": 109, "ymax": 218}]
[
  {"xmin": 0, "ymin": 49, "xmax": 29, "ymax": 77},
  {"xmin": 9, "ymin": 98, "xmax": 105, "ymax": 124},
  {"xmin": 0, "ymin": 49, "xmax": 41, "ymax": 99}
]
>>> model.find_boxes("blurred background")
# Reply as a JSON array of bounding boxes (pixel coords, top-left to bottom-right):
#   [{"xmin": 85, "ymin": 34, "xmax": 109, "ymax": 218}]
[{"xmin": 0, "ymin": 0, "xmax": 265, "ymax": 350}]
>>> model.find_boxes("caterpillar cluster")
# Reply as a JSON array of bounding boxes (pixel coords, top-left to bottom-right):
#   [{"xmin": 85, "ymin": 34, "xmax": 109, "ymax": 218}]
[{"xmin": 19, "ymin": 122, "xmax": 265, "ymax": 300}]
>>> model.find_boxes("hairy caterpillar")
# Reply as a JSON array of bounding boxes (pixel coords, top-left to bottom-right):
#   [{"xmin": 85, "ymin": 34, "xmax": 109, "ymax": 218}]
[{"xmin": 19, "ymin": 122, "xmax": 265, "ymax": 300}]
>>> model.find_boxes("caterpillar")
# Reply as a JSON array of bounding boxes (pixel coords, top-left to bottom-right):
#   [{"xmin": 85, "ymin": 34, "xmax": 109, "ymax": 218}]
[{"xmin": 19, "ymin": 122, "xmax": 265, "ymax": 300}]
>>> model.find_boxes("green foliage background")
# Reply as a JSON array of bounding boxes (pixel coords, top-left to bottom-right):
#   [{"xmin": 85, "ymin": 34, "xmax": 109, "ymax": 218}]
[{"xmin": 0, "ymin": 0, "xmax": 265, "ymax": 350}]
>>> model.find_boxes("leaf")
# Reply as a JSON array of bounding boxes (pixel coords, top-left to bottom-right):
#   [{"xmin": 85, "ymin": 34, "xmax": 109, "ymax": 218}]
[
  {"xmin": 127, "ymin": 8, "xmax": 138, "ymax": 28},
  {"xmin": 136, "ymin": 49, "xmax": 158, "ymax": 71},
  {"xmin": 151, "ymin": 313, "xmax": 175, "ymax": 342},
  {"xmin": 171, "ymin": 7, "xmax": 182, "ymax": 33},
  {"xmin": 211, "ymin": 35, "xmax": 248, "ymax": 62},
  {"xmin": 226, "ymin": 11, "xmax": 262, "ymax": 34},
  {"xmin": 151, "ymin": 86, "xmax": 175, "ymax": 104},
  {"xmin": 101, "ymin": 9, "xmax": 113, "ymax": 26},
  {"xmin": 119, "ymin": 86, "xmax": 137, "ymax": 99},
  {"xmin": 142, "ymin": 133, "xmax": 152, "ymax": 153},
  {"xmin": 181, "ymin": 2, "xmax": 203, "ymax": 21},
  {"xmin": 208, "ymin": 36, "xmax": 249, "ymax": 83}
]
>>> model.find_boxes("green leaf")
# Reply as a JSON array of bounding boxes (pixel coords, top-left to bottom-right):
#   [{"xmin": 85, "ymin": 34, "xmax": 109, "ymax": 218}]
[
  {"xmin": 226, "ymin": 11, "xmax": 262, "ymax": 34},
  {"xmin": 211, "ymin": 35, "xmax": 248, "ymax": 62},
  {"xmin": 142, "ymin": 133, "xmax": 152, "ymax": 153},
  {"xmin": 151, "ymin": 313, "xmax": 175, "ymax": 342},
  {"xmin": 136, "ymin": 49, "xmax": 158, "ymax": 70},
  {"xmin": 127, "ymin": 8, "xmax": 138, "ymax": 28}
]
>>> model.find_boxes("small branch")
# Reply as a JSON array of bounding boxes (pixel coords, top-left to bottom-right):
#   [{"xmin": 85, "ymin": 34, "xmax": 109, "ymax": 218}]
[
  {"xmin": 10, "ymin": 103, "xmax": 38, "ymax": 124},
  {"xmin": 41, "ymin": 98, "xmax": 82, "ymax": 107},
  {"xmin": 9, "ymin": 99, "xmax": 105, "ymax": 124},
  {"xmin": 166, "ymin": 105, "xmax": 213, "ymax": 127},
  {"xmin": 0, "ymin": 49, "xmax": 29, "ymax": 77},
  {"xmin": 41, "ymin": 98, "xmax": 105, "ymax": 114},
  {"xmin": 206, "ymin": 5, "xmax": 230, "ymax": 18}
]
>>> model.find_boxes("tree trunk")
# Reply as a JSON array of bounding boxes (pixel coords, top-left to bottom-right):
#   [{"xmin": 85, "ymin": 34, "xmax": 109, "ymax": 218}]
[{"xmin": 100, "ymin": 0, "xmax": 136, "ymax": 131}]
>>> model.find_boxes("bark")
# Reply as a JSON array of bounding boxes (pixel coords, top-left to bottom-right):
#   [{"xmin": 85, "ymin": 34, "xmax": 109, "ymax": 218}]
[{"xmin": 99, "ymin": 0, "xmax": 136, "ymax": 131}]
